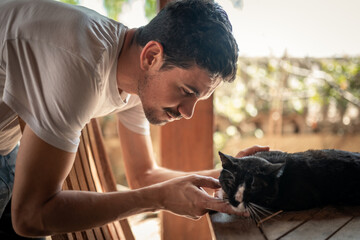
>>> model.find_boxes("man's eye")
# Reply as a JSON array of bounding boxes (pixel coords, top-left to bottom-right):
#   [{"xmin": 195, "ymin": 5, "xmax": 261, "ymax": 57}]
[{"xmin": 182, "ymin": 88, "xmax": 193, "ymax": 96}]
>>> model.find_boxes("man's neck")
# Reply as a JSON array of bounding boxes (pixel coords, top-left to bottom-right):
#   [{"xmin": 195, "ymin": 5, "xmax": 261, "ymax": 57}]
[{"xmin": 116, "ymin": 28, "xmax": 142, "ymax": 95}]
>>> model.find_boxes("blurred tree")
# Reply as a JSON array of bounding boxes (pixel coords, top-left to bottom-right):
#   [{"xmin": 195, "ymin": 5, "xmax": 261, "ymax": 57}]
[{"xmin": 214, "ymin": 57, "xmax": 360, "ymax": 158}]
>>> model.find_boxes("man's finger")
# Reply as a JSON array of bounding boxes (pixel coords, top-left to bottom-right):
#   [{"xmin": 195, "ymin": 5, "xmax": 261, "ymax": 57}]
[
  {"xmin": 236, "ymin": 145, "xmax": 270, "ymax": 158},
  {"xmin": 191, "ymin": 175, "xmax": 221, "ymax": 189},
  {"xmin": 205, "ymin": 198, "xmax": 249, "ymax": 216}
]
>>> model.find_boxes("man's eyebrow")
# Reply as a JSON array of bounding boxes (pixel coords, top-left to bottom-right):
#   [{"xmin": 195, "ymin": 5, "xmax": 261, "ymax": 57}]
[{"xmin": 185, "ymin": 84, "xmax": 200, "ymax": 97}]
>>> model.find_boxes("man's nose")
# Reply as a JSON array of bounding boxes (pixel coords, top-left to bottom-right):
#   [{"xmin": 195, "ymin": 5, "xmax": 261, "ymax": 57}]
[{"xmin": 178, "ymin": 99, "xmax": 198, "ymax": 119}]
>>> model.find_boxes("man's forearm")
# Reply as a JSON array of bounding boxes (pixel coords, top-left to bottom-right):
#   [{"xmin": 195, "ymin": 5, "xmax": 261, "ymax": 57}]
[
  {"xmin": 14, "ymin": 187, "xmax": 160, "ymax": 236},
  {"xmin": 138, "ymin": 166, "xmax": 221, "ymax": 188}
]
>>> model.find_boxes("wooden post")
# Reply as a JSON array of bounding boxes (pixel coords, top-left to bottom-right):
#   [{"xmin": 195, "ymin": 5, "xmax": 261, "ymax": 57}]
[
  {"xmin": 157, "ymin": 0, "xmax": 214, "ymax": 239},
  {"xmin": 160, "ymin": 97, "xmax": 214, "ymax": 240}
]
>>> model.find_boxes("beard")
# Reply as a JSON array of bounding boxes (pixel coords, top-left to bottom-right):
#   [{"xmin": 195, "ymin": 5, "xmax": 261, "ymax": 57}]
[
  {"xmin": 143, "ymin": 106, "xmax": 168, "ymax": 126},
  {"xmin": 138, "ymin": 73, "xmax": 168, "ymax": 126}
]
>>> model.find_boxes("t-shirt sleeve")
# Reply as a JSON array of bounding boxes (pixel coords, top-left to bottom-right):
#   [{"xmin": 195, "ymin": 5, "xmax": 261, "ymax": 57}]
[
  {"xmin": 2, "ymin": 39, "xmax": 99, "ymax": 152},
  {"xmin": 117, "ymin": 100, "xmax": 150, "ymax": 135}
]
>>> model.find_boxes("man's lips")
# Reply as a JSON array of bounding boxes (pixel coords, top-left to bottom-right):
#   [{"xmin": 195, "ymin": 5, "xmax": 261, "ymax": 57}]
[
  {"xmin": 166, "ymin": 111, "xmax": 174, "ymax": 120},
  {"xmin": 166, "ymin": 111, "xmax": 181, "ymax": 121}
]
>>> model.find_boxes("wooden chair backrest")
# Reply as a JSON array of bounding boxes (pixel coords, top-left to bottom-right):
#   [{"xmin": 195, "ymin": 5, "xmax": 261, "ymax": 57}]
[{"xmin": 52, "ymin": 119, "xmax": 135, "ymax": 240}]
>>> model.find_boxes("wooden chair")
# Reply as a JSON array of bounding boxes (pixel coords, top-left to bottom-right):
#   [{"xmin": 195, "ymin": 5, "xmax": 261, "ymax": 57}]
[{"xmin": 52, "ymin": 119, "xmax": 135, "ymax": 240}]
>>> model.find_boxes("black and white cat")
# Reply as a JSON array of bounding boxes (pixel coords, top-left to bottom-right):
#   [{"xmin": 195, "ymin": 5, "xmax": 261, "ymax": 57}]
[{"xmin": 219, "ymin": 150, "xmax": 360, "ymax": 215}]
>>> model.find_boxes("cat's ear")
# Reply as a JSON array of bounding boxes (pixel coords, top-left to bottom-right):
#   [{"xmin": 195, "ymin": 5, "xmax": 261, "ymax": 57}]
[
  {"xmin": 266, "ymin": 163, "xmax": 285, "ymax": 178},
  {"xmin": 219, "ymin": 152, "xmax": 235, "ymax": 168},
  {"xmin": 219, "ymin": 169, "xmax": 236, "ymax": 193}
]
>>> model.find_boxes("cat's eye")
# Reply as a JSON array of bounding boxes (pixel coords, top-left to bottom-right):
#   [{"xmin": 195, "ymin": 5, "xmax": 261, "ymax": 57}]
[{"xmin": 251, "ymin": 177, "xmax": 267, "ymax": 190}]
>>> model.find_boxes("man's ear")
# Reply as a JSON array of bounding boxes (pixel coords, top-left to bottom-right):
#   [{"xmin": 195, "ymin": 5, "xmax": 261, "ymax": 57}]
[{"xmin": 139, "ymin": 41, "xmax": 164, "ymax": 71}]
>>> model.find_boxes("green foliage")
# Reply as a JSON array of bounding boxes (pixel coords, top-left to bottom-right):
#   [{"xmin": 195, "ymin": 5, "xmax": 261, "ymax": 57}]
[
  {"xmin": 320, "ymin": 58, "xmax": 360, "ymax": 103},
  {"xmin": 145, "ymin": 0, "xmax": 157, "ymax": 20},
  {"xmin": 60, "ymin": 0, "xmax": 156, "ymax": 23},
  {"xmin": 103, "ymin": 0, "xmax": 128, "ymax": 20},
  {"xmin": 214, "ymin": 57, "xmax": 360, "ymax": 157},
  {"xmin": 59, "ymin": 0, "xmax": 79, "ymax": 5}
]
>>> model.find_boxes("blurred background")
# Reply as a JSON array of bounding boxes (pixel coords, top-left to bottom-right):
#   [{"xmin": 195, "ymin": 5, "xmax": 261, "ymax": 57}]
[{"xmin": 59, "ymin": 0, "xmax": 360, "ymax": 239}]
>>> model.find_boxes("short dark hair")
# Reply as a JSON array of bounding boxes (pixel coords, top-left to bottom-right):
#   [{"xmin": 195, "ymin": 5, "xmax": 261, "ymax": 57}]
[{"xmin": 134, "ymin": 0, "xmax": 239, "ymax": 82}]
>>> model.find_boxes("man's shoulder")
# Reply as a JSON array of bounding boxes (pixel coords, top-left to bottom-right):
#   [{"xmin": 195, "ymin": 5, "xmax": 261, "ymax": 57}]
[
  {"xmin": 0, "ymin": 0, "xmax": 126, "ymax": 74},
  {"xmin": 1, "ymin": 0, "xmax": 125, "ymax": 64}
]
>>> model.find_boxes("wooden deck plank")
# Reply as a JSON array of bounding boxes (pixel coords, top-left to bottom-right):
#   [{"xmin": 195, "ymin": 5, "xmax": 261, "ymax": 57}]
[
  {"xmin": 211, "ymin": 206, "xmax": 360, "ymax": 240},
  {"xmin": 280, "ymin": 206, "xmax": 353, "ymax": 240},
  {"xmin": 327, "ymin": 206, "xmax": 360, "ymax": 240},
  {"xmin": 261, "ymin": 208, "xmax": 321, "ymax": 240},
  {"xmin": 329, "ymin": 217, "xmax": 360, "ymax": 240},
  {"xmin": 210, "ymin": 212, "xmax": 266, "ymax": 240}
]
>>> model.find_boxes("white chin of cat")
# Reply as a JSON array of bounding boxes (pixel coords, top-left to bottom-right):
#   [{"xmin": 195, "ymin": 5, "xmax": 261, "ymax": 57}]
[
  {"xmin": 219, "ymin": 187, "xmax": 248, "ymax": 214},
  {"xmin": 231, "ymin": 203, "xmax": 246, "ymax": 213},
  {"xmin": 233, "ymin": 185, "xmax": 246, "ymax": 212},
  {"xmin": 235, "ymin": 185, "xmax": 245, "ymax": 203}
]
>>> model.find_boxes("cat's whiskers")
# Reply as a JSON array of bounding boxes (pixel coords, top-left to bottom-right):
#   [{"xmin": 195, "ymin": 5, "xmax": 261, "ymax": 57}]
[
  {"xmin": 246, "ymin": 203, "xmax": 261, "ymax": 222},
  {"xmin": 249, "ymin": 202, "xmax": 273, "ymax": 216},
  {"xmin": 249, "ymin": 205, "xmax": 267, "ymax": 217}
]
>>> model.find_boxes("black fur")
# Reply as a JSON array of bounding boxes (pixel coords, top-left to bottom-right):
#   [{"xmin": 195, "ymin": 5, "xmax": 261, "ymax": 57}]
[{"xmin": 219, "ymin": 150, "xmax": 360, "ymax": 211}]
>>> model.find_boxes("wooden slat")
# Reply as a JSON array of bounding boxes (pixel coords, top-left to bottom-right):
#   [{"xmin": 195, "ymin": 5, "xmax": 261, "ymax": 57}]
[
  {"xmin": 87, "ymin": 121, "xmax": 134, "ymax": 240},
  {"xmin": 329, "ymin": 217, "xmax": 360, "ymax": 240},
  {"xmin": 52, "ymin": 119, "xmax": 135, "ymax": 240},
  {"xmin": 66, "ymin": 159, "xmax": 91, "ymax": 240},
  {"xmin": 327, "ymin": 206, "xmax": 360, "ymax": 240},
  {"xmin": 210, "ymin": 212, "xmax": 265, "ymax": 240},
  {"xmin": 77, "ymin": 142, "xmax": 97, "ymax": 192},
  {"xmin": 81, "ymin": 129, "xmax": 103, "ymax": 193},
  {"xmin": 86, "ymin": 123, "xmax": 123, "ymax": 240},
  {"xmin": 88, "ymin": 120, "xmax": 135, "ymax": 240},
  {"xmin": 87, "ymin": 121, "xmax": 116, "ymax": 192},
  {"xmin": 81, "ymin": 128, "xmax": 112, "ymax": 240},
  {"xmin": 77, "ymin": 134, "xmax": 105, "ymax": 240},
  {"xmin": 280, "ymin": 206, "xmax": 353, "ymax": 240},
  {"xmin": 210, "ymin": 206, "xmax": 360, "ymax": 240},
  {"xmin": 261, "ymin": 208, "xmax": 321, "ymax": 240}
]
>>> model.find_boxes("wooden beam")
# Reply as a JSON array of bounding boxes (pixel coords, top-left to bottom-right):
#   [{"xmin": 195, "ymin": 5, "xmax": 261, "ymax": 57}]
[
  {"xmin": 157, "ymin": 0, "xmax": 214, "ymax": 238},
  {"xmin": 160, "ymin": 97, "xmax": 214, "ymax": 240}
]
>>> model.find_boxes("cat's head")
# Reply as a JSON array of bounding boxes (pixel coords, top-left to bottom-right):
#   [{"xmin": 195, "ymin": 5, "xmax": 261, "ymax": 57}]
[{"xmin": 218, "ymin": 151, "xmax": 285, "ymax": 210}]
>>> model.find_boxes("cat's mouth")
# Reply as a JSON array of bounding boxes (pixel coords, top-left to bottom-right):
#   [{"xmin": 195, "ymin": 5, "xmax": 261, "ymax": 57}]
[
  {"xmin": 219, "ymin": 188, "xmax": 244, "ymax": 208},
  {"xmin": 218, "ymin": 189, "xmax": 250, "ymax": 215}
]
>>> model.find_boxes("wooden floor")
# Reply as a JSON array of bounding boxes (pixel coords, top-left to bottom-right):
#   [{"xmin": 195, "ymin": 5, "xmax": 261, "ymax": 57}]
[{"xmin": 209, "ymin": 205, "xmax": 360, "ymax": 240}]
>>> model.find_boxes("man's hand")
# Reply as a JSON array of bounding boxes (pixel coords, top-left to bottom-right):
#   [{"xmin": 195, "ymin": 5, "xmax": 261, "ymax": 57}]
[
  {"xmin": 148, "ymin": 174, "xmax": 248, "ymax": 220},
  {"xmin": 235, "ymin": 145, "xmax": 270, "ymax": 158}
]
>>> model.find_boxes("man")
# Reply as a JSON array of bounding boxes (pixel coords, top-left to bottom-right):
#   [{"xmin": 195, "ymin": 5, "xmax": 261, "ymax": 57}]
[{"xmin": 0, "ymin": 0, "xmax": 269, "ymax": 238}]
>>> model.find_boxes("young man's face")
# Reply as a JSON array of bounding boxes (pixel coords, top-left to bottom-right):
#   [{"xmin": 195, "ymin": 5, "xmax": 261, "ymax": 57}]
[{"xmin": 138, "ymin": 65, "xmax": 221, "ymax": 125}]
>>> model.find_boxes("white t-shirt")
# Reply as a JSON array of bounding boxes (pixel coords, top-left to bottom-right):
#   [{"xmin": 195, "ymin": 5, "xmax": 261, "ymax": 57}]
[{"xmin": 0, "ymin": 0, "xmax": 149, "ymax": 155}]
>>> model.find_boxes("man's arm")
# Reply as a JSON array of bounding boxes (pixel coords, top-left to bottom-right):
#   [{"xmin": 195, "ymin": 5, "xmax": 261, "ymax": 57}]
[
  {"xmin": 12, "ymin": 125, "xmax": 242, "ymax": 237},
  {"xmin": 11, "ymin": 125, "xmax": 150, "ymax": 236},
  {"xmin": 117, "ymin": 120, "xmax": 221, "ymax": 189},
  {"xmin": 117, "ymin": 119, "xmax": 269, "ymax": 188}
]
